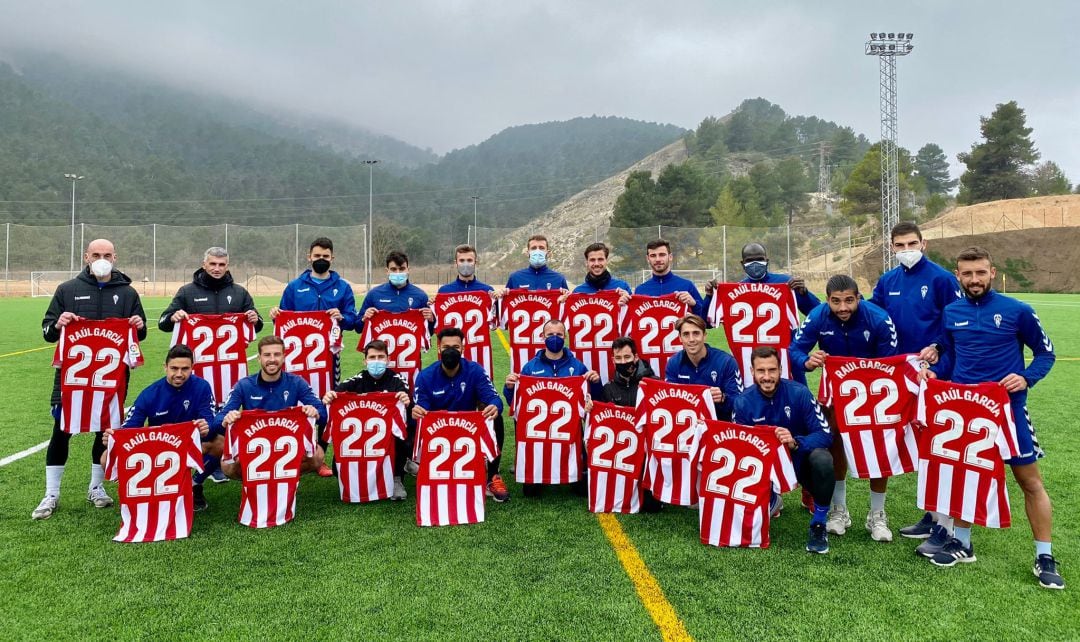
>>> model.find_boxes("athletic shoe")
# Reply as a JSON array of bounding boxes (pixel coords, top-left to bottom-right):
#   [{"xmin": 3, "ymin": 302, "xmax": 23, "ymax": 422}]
[
  {"xmin": 899, "ymin": 511, "xmax": 935, "ymax": 539},
  {"xmin": 192, "ymin": 484, "xmax": 208, "ymax": 512},
  {"xmin": 916, "ymin": 525, "xmax": 951, "ymax": 558},
  {"xmin": 800, "ymin": 488, "xmax": 814, "ymax": 513},
  {"xmin": 486, "ymin": 475, "xmax": 510, "ymax": 503},
  {"xmin": 865, "ymin": 510, "xmax": 893, "ymax": 542},
  {"xmin": 404, "ymin": 458, "xmax": 420, "ymax": 476},
  {"xmin": 826, "ymin": 505, "xmax": 851, "ymax": 535},
  {"xmin": 1034, "ymin": 555, "xmax": 1065, "ymax": 590},
  {"xmin": 210, "ymin": 469, "xmax": 229, "ymax": 484},
  {"xmin": 806, "ymin": 523, "xmax": 829, "ymax": 554},
  {"xmin": 769, "ymin": 492, "xmax": 784, "ymax": 518},
  {"xmin": 87, "ymin": 486, "xmax": 114, "ymax": 508},
  {"xmin": 930, "ymin": 538, "xmax": 976, "ymax": 567},
  {"xmin": 317, "ymin": 464, "xmax": 334, "ymax": 478},
  {"xmin": 32, "ymin": 495, "xmax": 58, "ymax": 520},
  {"xmin": 391, "ymin": 477, "xmax": 407, "ymax": 501}
]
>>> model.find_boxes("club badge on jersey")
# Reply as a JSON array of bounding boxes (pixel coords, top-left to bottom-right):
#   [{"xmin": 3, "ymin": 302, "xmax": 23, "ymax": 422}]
[
  {"xmin": 432, "ymin": 292, "xmax": 496, "ymax": 381},
  {"xmin": 512, "ymin": 375, "xmax": 589, "ymax": 485},
  {"xmin": 105, "ymin": 421, "xmax": 204, "ymax": 543},
  {"xmin": 621, "ymin": 294, "xmax": 689, "ymax": 379},
  {"xmin": 585, "ymin": 402, "xmax": 646, "ymax": 514},
  {"xmin": 708, "ymin": 282, "xmax": 799, "ymax": 384},
  {"xmin": 325, "ymin": 391, "xmax": 408, "ymax": 503},
  {"xmin": 359, "ymin": 309, "xmax": 431, "ymax": 393},
  {"xmin": 818, "ymin": 354, "xmax": 922, "ymax": 479},
  {"xmin": 915, "ymin": 379, "xmax": 1020, "ymax": 528},
  {"xmin": 499, "ymin": 289, "xmax": 562, "ymax": 374},
  {"xmin": 54, "ymin": 318, "xmax": 144, "ymax": 433},
  {"xmin": 223, "ymin": 407, "xmax": 316, "ymax": 529},
  {"xmin": 563, "ymin": 290, "xmax": 624, "ymax": 384},
  {"xmin": 634, "ymin": 378, "xmax": 716, "ymax": 506},
  {"xmin": 413, "ymin": 410, "xmax": 498, "ymax": 527},
  {"xmin": 275, "ymin": 310, "xmax": 343, "ymax": 400},
  {"xmin": 170, "ymin": 313, "xmax": 255, "ymax": 407}
]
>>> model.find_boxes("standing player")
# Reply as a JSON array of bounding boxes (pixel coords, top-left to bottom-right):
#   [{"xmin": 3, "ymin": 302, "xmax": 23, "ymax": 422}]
[
  {"xmin": 33, "ymin": 239, "xmax": 147, "ymax": 521},
  {"xmin": 869, "ymin": 222, "xmax": 962, "ymax": 541},
  {"xmin": 572, "ymin": 242, "xmax": 631, "ymax": 297},
  {"xmin": 358, "ymin": 250, "xmax": 433, "ymax": 329},
  {"xmin": 664, "ymin": 315, "xmax": 742, "ymax": 421},
  {"xmin": 789, "ymin": 275, "xmax": 898, "ymax": 542},
  {"xmin": 157, "ymin": 246, "xmax": 263, "ymax": 334},
  {"xmin": 503, "ymin": 234, "xmax": 569, "ymax": 292},
  {"xmin": 732, "ymin": 347, "xmax": 834, "ymax": 553},
  {"xmin": 634, "ymin": 239, "xmax": 705, "ymax": 318},
  {"xmin": 705, "ymin": 242, "xmax": 820, "ymax": 316},
  {"xmin": 918, "ymin": 247, "xmax": 1062, "ymax": 589}
]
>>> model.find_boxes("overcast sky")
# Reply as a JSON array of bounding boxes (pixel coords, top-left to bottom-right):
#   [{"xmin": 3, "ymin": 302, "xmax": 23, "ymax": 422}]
[{"xmin": 3, "ymin": 1, "xmax": 1078, "ymax": 181}]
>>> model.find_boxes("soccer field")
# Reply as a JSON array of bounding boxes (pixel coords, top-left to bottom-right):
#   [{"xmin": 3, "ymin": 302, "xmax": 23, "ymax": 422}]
[{"xmin": 1, "ymin": 294, "xmax": 1076, "ymax": 640}]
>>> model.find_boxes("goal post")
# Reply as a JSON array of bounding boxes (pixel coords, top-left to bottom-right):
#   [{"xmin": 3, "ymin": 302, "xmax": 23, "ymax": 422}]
[{"xmin": 30, "ymin": 271, "xmax": 79, "ymax": 298}]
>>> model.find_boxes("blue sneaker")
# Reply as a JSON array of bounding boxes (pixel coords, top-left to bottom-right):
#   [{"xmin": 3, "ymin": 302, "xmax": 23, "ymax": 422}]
[
  {"xmin": 210, "ymin": 469, "xmax": 229, "ymax": 484},
  {"xmin": 1034, "ymin": 555, "xmax": 1064, "ymax": 590},
  {"xmin": 916, "ymin": 524, "xmax": 951, "ymax": 558},
  {"xmin": 930, "ymin": 538, "xmax": 976, "ymax": 567},
  {"xmin": 806, "ymin": 523, "xmax": 829, "ymax": 554},
  {"xmin": 899, "ymin": 512, "xmax": 935, "ymax": 539},
  {"xmin": 769, "ymin": 492, "xmax": 783, "ymax": 518}
]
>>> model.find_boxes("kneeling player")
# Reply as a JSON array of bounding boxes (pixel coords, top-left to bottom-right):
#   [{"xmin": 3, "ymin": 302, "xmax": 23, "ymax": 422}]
[{"xmin": 732, "ymin": 347, "xmax": 834, "ymax": 553}]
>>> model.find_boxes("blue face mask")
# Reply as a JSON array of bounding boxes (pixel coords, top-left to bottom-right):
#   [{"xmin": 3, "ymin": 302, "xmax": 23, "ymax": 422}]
[
  {"xmin": 743, "ymin": 260, "xmax": 768, "ymax": 281},
  {"xmin": 544, "ymin": 335, "xmax": 565, "ymax": 353},
  {"xmin": 529, "ymin": 250, "xmax": 547, "ymax": 268},
  {"xmin": 367, "ymin": 360, "xmax": 388, "ymax": 378},
  {"xmin": 388, "ymin": 272, "xmax": 408, "ymax": 287}
]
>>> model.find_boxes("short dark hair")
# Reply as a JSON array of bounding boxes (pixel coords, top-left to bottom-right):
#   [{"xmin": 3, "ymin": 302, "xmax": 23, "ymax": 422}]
[
  {"xmin": 363, "ymin": 340, "xmax": 389, "ymax": 356},
  {"xmin": 826, "ymin": 274, "xmax": 859, "ymax": 296},
  {"xmin": 750, "ymin": 346, "xmax": 780, "ymax": 367},
  {"xmin": 890, "ymin": 222, "xmax": 923, "ymax": 242},
  {"xmin": 957, "ymin": 246, "xmax": 993, "ymax": 265},
  {"xmin": 646, "ymin": 239, "xmax": 671, "ymax": 253},
  {"xmin": 542, "ymin": 318, "xmax": 566, "ymax": 333},
  {"xmin": 455, "ymin": 244, "xmax": 477, "ymax": 257},
  {"xmin": 611, "ymin": 336, "xmax": 637, "ymax": 354},
  {"xmin": 310, "ymin": 237, "xmax": 334, "ymax": 253},
  {"xmin": 527, "ymin": 234, "xmax": 549, "ymax": 247},
  {"xmin": 584, "ymin": 242, "xmax": 609, "ymax": 258},
  {"xmin": 675, "ymin": 314, "xmax": 707, "ymax": 334},
  {"xmin": 385, "ymin": 250, "xmax": 409, "ymax": 268},
  {"xmin": 257, "ymin": 335, "xmax": 285, "ymax": 352},
  {"xmin": 166, "ymin": 344, "xmax": 194, "ymax": 363},
  {"xmin": 437, "ymin": 327, "xmax": 465, "ymax": 343}
]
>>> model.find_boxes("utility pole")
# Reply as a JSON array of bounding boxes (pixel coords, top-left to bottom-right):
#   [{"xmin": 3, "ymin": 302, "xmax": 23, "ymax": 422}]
[
  {"xmin": 64, "ymin": 173, "xmax": 85, "ymax": 273},
  {"xmin": 363, "ymin": 160, "xmax": 379, "ymax": 290}
]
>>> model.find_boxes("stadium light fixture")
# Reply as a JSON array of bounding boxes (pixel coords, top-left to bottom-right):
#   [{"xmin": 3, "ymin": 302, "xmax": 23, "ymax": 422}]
[{"xmin": 64, "ymin": 173, "xmax": 85, "ymax": 273}]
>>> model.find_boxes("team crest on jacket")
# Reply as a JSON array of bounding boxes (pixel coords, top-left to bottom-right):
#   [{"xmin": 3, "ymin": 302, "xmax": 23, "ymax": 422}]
[
  {"xmin": 994, "ymin": 313, "xmax": 1002, "ymax": 328},
  {"xmin": 546, "ymin": 282, "xmax": 552, "ymax": 289},
  {"xmin": 920, "ymin": 285, "xmax": 928, "ymax": 299},
  {"xmin": 460, "ymin": 382, "xmax": 466, "ymax": 393},
  {"xmin": 569, "ymin": 367, "xmax": 575, "ymax": 375},
  {"xmin": 863, "ymin": 330, "xmax": 870, "ymax": 342},
  {"xmin": 113, "ymin": 294, "xmax": 119, "ymax": 305},
  {"xmin": 283, "ymin": 391, "xmax": 290, "ymax": 402},
  {"xmin": 408, "ymin": 297, "xmax": 414, "ymax": 306},
  {"xmin": 333, "ymin": 288, "xmax": 339, "ymax": 296},
  {"xmin": 710, "ymin": 370, "xmax": 718, "ymax": 383},
  {"xmin": 183, "ymin": 400, "xmax": 190, "ymax": 411},
  {"xmin": 784, "ymin": 405, "xmax": 791, "ymax": 420},
  {"xmin": 227, "ymin": 295, "xmax": 233, "ymax": 304}
]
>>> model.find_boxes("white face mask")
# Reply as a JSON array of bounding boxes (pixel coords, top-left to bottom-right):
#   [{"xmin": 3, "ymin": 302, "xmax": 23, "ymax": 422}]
[
  {"xmin": 90, "ymin": 259, "xmax": 113, "ymax": 278},
  {"xmin": 896, "ymin": 249, "xmax": 923, "ymax": 269}
]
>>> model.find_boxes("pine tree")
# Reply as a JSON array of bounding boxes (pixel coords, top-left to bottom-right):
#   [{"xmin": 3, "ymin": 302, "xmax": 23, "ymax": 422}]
[{"xmin": 957, "ymin": 101, "xmax": 1039, "ymax": 203}]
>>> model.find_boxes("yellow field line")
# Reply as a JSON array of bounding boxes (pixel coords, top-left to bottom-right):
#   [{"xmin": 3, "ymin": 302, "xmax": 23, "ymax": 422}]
[
  {"xmin": 494, "ymin": 327, "xmax": 692, "ymax": 640},
  {"xmin": 0, "ymin": 345, "xmax": 52, "ymax": 359}
]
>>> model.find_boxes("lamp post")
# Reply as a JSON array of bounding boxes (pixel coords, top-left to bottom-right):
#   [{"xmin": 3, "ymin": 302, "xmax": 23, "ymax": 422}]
[
  {"xmin": 363, "ymin": 160, "xmax": 379, "ymax": 290},
  {"xmin": 471, "ymin": 195, "xmax": 479, "ymax": 250},
  {"xmin": 64, "ymin": 173, "xmax": 84, "ymax": 273}
]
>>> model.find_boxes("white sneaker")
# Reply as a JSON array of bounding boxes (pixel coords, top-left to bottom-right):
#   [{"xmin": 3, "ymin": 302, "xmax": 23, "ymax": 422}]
[
  {"xmin": 87, "ymin": 486, "xmax": 113, "ymax": 508},
  {"xmin": 32, "ymin": 495, "xmax": 58, "ymax": 520},
  {"xmin": 404, "ymin": 458, "xmax": 420, "ymax": 476},
  {"xmin": 391, "ymin": 476, "xmax": 407, "ymax": 501},
  {"xmin": 826, "ymin": 505, "xmax": 851, "ymax": 535},
  {"xmin": 865, "ymin": 509, "xmax": 894, "ymax": 542}
]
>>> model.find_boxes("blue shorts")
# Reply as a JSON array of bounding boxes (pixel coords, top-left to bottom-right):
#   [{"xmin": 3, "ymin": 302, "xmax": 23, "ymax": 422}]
[{"xmin": 1006, "ymin": 393, "xmax": 1044, "ymax": 467}]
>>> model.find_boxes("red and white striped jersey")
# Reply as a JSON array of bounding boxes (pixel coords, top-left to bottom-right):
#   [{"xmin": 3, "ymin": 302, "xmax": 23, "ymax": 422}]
[
  {"xmin": 634, "ymin": 379, "xmax": 717, "ymax": 506},
  {"xmin": 432, "ymin": 292, "xmax": 496, "ymax": 382},
  {"xmin": 709, "ymin": 282, "xmax": 799, "ymax": 384},
  {"xmin": 499, "ymin": 289, "xmax": 562, "ymax": 374},
  {"xmin": 275, "ymin": 310, "xmax": 342, "ymax": 401},
  {"xmin": 53, "ymin": 318, "xmax": 143, "ymax": 433},
  {"xmin": 413, "ymin": 410, "xmax": 498, "ymax": 527},
  {"xmin": 170, "ymin": 313, "xmax": 255, "ymax": 406},
  {"xmin": 325, "ymin": 391, "xmax": 408, "ymax": 503},
  {"xmin": 621, "ymin": 294, "xmax": 689, "ymax": 378},
  {"xmin": 585, "ymin": 402, "xmax": 645, "ymax": 514},
  {"xmin": 512, "ymin": 375, "xmax": 588, "ymax": 485},
  {"xmin": 359, "ymin": 310, "xmax": 431, "ymax": 394},
  {"xmin": 916, "ymin": 379, "xmax": 1019, "ymax": 528},
  {"xmin": 563, "ymin": 291, "xmax": 624, "ymax": 384},
  {"xmin": 818, "ymin": 354, "xmax": 922, "ymax": 479},
  {"xmin": 223, "ymin": 407, "xmax": 316, "ymax": 529},
  {"xmin": 691, "ymin": 419, "xmax": 797, "ymax": 549},
  {"xmin": 105, "ymin": 421, "xmax": 204, "ymax": 543}
]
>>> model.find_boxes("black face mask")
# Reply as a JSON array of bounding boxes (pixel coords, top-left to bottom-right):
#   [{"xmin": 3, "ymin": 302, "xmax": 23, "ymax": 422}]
[
  {"xmin": 311, "ymin": 259, "xmax": 331, "ymax": 274},
  {"xmin": 440, "ymin": 348, "xmax": 462, "ymax": 370},
  {"xmin": 615, "ymin": 361, "xmax": 637, "ymax": 380},
  {"xmin": 585, "ymin": 270, "xmax": 612, "ymax": 289}
]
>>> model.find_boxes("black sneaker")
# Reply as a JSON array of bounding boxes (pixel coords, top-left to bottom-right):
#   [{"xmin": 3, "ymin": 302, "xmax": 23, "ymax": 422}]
[
  {"xmin": 806, "ymin": 523, "xmax": 829, "ymax": 554},
  {"xmin": 899, "ymin": 511, "xmax": 935, "ymax": 539},
  {"xmin": 192, "ymin": 484, "xmax": 208, "ymax": 512},
  {"xmin": 1034, "ymin": 554, "xmax": 1065, "ymax": 590},
  {"xmin": 930, "ymin": 538, "xmax": 976, "ymax": 567},
  {"xmin": 916, "ymin": 524, "xmax": 951, "ymax": 558}
]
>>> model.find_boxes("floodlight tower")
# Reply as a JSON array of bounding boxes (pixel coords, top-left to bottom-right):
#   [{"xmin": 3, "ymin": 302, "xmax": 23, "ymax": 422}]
[{"xmin": 865, "ymin": 31, "xmax": 914, "ymax": 271}]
